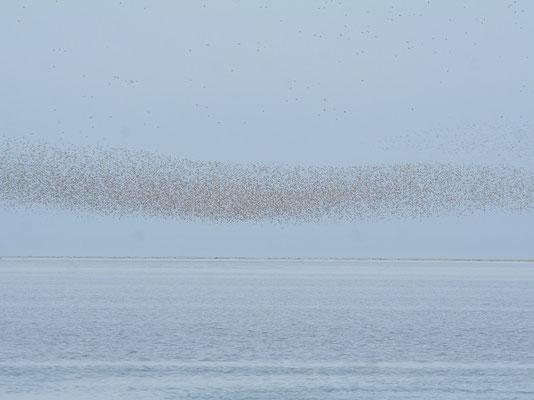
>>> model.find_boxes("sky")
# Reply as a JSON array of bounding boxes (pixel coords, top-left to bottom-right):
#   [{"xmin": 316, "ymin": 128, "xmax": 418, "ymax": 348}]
[{"xmin": 1, "ymin": 0, "xmax": 533, "ymax": 258}]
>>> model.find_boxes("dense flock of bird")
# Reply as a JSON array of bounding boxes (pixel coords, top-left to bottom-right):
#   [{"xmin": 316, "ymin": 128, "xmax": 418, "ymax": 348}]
[
  {"xmin": 1, "ymin": 138, "xmax": 533, "ymax": 223},
  {"xmin": 3, "ymin": 3, "xmax": 532, "ymax": 225}
]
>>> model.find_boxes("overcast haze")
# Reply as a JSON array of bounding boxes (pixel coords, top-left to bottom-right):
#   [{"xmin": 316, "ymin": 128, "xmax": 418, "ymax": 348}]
[{"xmin": 1, "ymin": 1, "xmax": 533, "ymax": 257}]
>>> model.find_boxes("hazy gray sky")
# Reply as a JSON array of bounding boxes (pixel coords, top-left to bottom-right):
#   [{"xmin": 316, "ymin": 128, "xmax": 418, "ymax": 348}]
[{"xmin": 1, "ymin": 1, "xmax": 533, "ymax": 257}]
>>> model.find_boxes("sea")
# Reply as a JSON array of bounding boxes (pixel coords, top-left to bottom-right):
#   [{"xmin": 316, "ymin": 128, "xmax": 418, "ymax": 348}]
[{"xmin": 1, "ymin": 257, "xmax": 533, "ymax": 399}]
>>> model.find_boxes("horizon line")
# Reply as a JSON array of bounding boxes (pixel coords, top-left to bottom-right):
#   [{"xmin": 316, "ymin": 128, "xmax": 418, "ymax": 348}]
[{"xmin": 1, "ymin": 256, "xmax": 533, "ymax": 262}]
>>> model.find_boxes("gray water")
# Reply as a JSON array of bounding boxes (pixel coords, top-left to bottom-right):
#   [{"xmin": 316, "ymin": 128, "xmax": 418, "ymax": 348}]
[{"xmin": 1, "ymin": 258, "xmax": 533, "ymax": 399}]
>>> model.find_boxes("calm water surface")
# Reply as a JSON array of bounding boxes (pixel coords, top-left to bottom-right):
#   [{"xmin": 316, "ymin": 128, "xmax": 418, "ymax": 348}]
[{"xmin": 1, "ymin": 258, "xmax": 533, "ymax": 399}]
